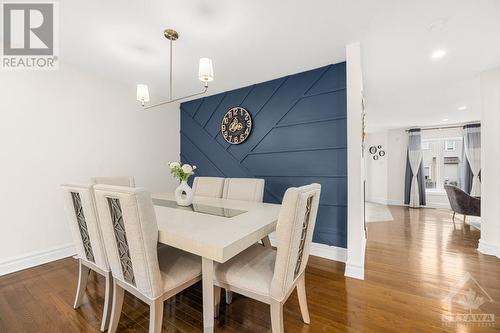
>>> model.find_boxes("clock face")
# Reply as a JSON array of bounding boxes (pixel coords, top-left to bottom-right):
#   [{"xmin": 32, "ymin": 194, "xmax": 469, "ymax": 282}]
[{"xmin": 221, "ymin": 107, "xmax": 252, "ymax": 144}]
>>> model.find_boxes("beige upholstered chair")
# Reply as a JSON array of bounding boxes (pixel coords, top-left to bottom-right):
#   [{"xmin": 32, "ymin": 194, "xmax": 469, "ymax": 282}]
[
  {"xmin": 222, "ymin": 178, "xmax": 268, "ymax": 303},
  {"xmin": 91, "ymin": 176, "xmax": 135, "ymax": 187},
  {"xmin": 61, "ymin": 184, "xmax": 113, "ymax": 332},
  {"xmin": 93, "ymin": 185, "xmax": 202, "ymax": 333},
  {"xmin": 192, "ymin": 176, "xmax": 225, "ymax": 198},
  {"xmin": 222, "ymin": 178, "xmax": 265, "ymax": 202},
  {"xmin": 214, "ymin": 184, "xmax": 321, "ymax": 333}
]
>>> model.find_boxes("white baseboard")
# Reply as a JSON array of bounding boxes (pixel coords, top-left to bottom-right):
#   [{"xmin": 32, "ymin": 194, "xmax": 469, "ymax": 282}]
[
  {"xmin": 344, "ymin": 236, "xmax": 366, "ymax": 280},
  {"xmin": 386, "ymin": 199, "xmax": 404, "ymax": 206},
  {"xmin": 478, "ymin": 239, "xmax": 500, "ymax": 259},
  {"xmin": 366, "ymin": 198, "xmax": 389, "ymax": 205},
  {"xmin": 344, "ymin": 262, "xmax": 365, "ymax": 280},
  {"xmin": 267, "ymin": 233, "xmax": 347, "ymax": 263},
  {"xmin": 308, "ymin": 242, "xmax": 347, "ymax": 262},
  {"xmin": 0, "ymin": 243, "xmax": 76, "ymax": 276},
  {"xmin": 424, "ymin": 202, "xmax": 451, "ymax": 209},
  {"xmin": 372, "ymin": 199, "xmax": 450, "ymax": 209}
]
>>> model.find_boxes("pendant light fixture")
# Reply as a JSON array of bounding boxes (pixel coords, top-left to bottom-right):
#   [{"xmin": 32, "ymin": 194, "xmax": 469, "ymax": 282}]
[{"xmin": 136, "ymin": 29, "xmax": 214, "ymax": 109}]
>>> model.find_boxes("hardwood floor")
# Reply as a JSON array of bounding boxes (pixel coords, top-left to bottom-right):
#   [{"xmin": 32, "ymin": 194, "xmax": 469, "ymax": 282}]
[{"xmin": 1, "ymin": 206, "xmax": 500, "ymax": 332}]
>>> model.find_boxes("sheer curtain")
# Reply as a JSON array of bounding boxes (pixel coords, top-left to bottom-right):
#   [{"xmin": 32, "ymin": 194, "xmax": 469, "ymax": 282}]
[
  {"xmin": 404, "ymin": 129, "xmax": 426, "ymax": 208},
  {"xmin": 463, "ymin": 124, "xmax": 481, "ymax": 196}
]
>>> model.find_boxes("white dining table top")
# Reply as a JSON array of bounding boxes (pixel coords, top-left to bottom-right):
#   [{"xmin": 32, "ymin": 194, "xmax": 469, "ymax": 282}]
[{"xmin": 152, "ymin": 193, "xmax": 281, "ymax": 263}]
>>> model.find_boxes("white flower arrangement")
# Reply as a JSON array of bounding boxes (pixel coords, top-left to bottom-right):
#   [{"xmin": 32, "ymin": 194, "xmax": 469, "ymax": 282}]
[{"xmin": 168, "ymin": 161, "xmax": 196, "ymax": 182}]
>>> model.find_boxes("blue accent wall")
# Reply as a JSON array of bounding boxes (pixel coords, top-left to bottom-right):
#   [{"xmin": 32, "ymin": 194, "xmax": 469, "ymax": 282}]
[{"xmin": 180, "ymin": 62, "xmax": 347, "ymax": 247}]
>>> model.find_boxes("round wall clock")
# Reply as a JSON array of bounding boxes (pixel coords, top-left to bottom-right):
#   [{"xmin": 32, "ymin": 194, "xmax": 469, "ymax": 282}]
[{"xmin": 221, "ymin": 107, "xmax": 252, "ymax": 144}]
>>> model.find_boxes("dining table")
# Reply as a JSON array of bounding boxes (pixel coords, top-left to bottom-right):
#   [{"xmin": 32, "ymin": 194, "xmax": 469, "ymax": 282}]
[{"xmin": 151, "ymin": 192, "xmax": 282, "ymax": 333}]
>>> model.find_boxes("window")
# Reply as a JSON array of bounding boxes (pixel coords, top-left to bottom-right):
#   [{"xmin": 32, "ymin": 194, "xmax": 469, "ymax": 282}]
[
  {"xmin": 445, "ymin": 140, "xmax": 456, "ymax": 151},
  {"xmin": 422, "ymin": 137, "xmax": 462, "ymax": 191}
]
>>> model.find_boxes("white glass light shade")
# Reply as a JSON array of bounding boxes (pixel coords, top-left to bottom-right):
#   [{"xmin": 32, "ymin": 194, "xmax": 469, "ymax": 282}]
[
  {"xmin": 198, "ymin": 58, "xmax": 214, "ymax": 83},
  {"xmin": 136, "ymin": 84, "xmax": 150, "ymax": 104}
]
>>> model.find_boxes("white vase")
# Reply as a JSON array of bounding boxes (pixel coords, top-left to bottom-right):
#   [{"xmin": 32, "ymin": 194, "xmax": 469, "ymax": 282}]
[{"xmin": 174, "ymin": 180, "xmax": 193, "ymax": 206}]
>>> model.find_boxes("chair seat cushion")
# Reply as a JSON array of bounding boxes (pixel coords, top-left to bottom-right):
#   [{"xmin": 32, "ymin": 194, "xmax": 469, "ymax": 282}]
[
  {"xmin": 215, "ymin": 244, "xmax": 276, "ymax": 297},
  {"xmin": 158, "ymin": 245, "xmax": 202, "ymax": 292}
]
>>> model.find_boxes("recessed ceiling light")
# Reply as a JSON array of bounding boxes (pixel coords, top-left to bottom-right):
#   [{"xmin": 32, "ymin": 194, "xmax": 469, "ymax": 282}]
[
  {"xmin": 458, "ymin": 106, "xmax": 467, "ymax": 111},
  {"xmin": 442, "ymin": 118, "xmax": 449, "ymax": 121},
  {"xmin": 431, "ymin": 49, "xmax": 447, "ymax": 59}
]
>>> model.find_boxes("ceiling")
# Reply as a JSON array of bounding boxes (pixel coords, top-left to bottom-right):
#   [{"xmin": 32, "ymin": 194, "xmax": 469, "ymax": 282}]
[{"xmin": 57, "ymin": 0, "xmax": 500, "ymax": 132}]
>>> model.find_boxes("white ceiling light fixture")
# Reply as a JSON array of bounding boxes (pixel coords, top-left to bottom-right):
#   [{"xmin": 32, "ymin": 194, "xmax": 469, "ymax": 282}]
[
  {"xmin": 458, "ymin": 106, "xmax": 467, "ymax": 111},
  {"xmin": 442, "ymin": 118, "xmax": 449, "ymax": 121},
  {"xmin": 431, "ymin": 49, "xmax": 447, "ymax": 60},
  {"xmin": 136, "ymin": 29, "xmax": 214, "ymax": 109}
]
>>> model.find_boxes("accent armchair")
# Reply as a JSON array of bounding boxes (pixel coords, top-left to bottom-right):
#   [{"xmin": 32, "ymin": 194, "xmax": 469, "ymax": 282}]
[{"xmin": 444, "ymin": 184, "xmax": 480, "ymax": 223}]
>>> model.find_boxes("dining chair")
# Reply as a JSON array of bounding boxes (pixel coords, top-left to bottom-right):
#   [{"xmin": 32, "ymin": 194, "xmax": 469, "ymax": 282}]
[
  {"xmin": 91, "ymin": 176, "xmax": 136, "ymax": 187},
  {"xmin": 213, "ymin": 183, "xmax": 321, "ymax": 333},
  {"xmin": 61, "ymin": 184, "xmax": 113, "ymax": 332},
  {"xmin": 222, "ymin": 177, "xmax": 268, "ymax": 304},
  {"xmin": 192, "ymin": 176, "xmax": 225, "ymax": 198},
  {"xmin": 93, "ymin": 185, "xmax": 202, "ymax": 333},
  {"xmin": 222, "ymin": 178, "xmax": 265, "ymax": 202}
]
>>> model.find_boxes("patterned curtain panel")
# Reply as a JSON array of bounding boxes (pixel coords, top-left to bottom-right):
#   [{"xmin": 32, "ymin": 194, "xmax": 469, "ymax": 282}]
[
  {"xmin": 404, "ymin": 129, "xmax": 426, "ymax": 208},
  {"xmin": 463, "ymin": 123, "xmax": 481, "ymax": 196}
]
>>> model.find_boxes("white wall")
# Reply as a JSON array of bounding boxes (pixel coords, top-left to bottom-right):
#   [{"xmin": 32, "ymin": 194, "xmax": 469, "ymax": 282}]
[
  {"xmin": 365, "ymin": 128, "xmax": 407, "ymax": 206},
  {"xmin": 364, "ymin": 131, "xmax": 388, "ymax": 204},
  {"xmin": 0, "ymin": 63, "xmax": 180, "ymax": 275},
  {"xmin": 366, "ymin": 127, "xmax": 465, "ymax": 209},
  {"xmin": 479, "ymin": 66, "xmax": 500, "ymax": 259}
]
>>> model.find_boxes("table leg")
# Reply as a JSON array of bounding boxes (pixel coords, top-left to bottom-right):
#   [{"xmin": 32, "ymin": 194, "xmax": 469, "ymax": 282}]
[{"xmin": 202, "ymin": 257, "xmax": 215, "ymax": 333}]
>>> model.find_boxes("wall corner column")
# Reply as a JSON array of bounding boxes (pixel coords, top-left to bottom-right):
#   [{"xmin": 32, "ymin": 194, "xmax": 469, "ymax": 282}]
[
  {"xmin": 345, "ymin": 42, "xmax": 366, "ymax": 280},
  {"xmin": 478, "ymin": 66, "xmax": 500, "ymax": 259}
]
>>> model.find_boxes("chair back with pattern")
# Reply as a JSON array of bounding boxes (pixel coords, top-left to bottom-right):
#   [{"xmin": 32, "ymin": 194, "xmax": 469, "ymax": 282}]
[
  {"xmin": 222, "ymin": 178, "xmax": 265, "ymax": 202},
  {"xmin": 61, "ymin": 184, "xmax": 109, "ymax": 271},
  {"xmin": 94, "ymin": 185, "xmax": 163, "ymax": 299},
  {"xmin": 91, "ymin": 176, "xmax": 135, "ymax": 187},
  {"xmin": 270, "ymin": 184, "xmax": 321, "ymax": 301},
  {"xmin": 192, "ymin": 177, "xmax": 225, "ymax": 198}
]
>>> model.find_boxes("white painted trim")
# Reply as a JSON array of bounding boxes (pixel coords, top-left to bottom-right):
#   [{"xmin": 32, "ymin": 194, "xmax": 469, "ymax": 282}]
[
  {"xmin": 345, "ymin": 235, "xmax": 366, "ymax": 280},
  {"xmin": 425, "ymin": 189, "xmax": 447, "ymax": 195},
  {"xmin": 309, "ymin": 243, "xmax": 347, "ymax": 262},
  {"xmin": 0, "ymin": 243, "xmax": 76, "ymax": 276},
  {"xmin": 344, "ymin": 262, "xmax": 365, "ymax": 280},
  {"xmin": 366, "ymin": 198, "xmax": 388, "ymax": 206},
  {"xmin": 346, "ymin": 42, "xmax": 366, "ymax": 282},
  {"xmin": 478, "ymin": 239, "xmax": 500, "ymax": 259},
  {"xmin": 267, "ymin": 234, "xmax": 347, "ymax": 263},
  {"xmin": 424, "ymin": 202, "xmax": 451, "ymax": 209},
  {"xmin": 386, "ymin": 199, "xmax": 404, "ymax": 206},
  {"xmin": 381, "ymin": 199, "xmax": 450, "ymax": 210}
]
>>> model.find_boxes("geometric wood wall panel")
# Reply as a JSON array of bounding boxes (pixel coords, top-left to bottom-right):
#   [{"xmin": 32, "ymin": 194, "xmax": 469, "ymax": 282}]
[{"xmin": 181, "ymin": 63, "xmax": 347, "ymax": 247}]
